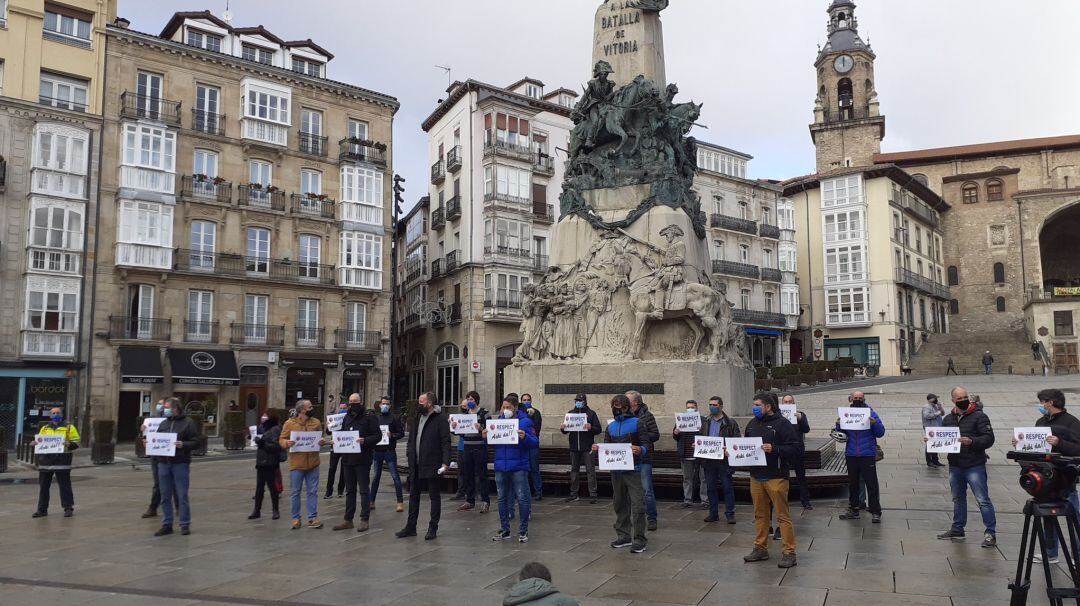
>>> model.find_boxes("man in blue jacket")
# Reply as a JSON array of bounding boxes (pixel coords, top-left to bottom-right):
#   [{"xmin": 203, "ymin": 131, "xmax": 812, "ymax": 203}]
[
  {"xmin": 592, "ymin": 394, "xmax": 648, "ymax": 553},
  {"xmin": 486, "ymin": 395, "xmax": 538, "ymax": 543},
  {"xmin": 836, "ymin": 390, "xmax": 886, "ymax": 523}
]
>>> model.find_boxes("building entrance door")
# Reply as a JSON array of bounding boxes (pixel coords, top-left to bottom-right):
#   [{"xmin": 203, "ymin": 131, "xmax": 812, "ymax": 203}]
[{"xmin": 118, "ymin": 391, "xmax": 142, "ymax": 442}]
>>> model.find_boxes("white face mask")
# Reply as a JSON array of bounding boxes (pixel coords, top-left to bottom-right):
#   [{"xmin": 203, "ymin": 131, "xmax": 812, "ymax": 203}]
[{"xmin": 502, "ymin": 409, "xmax": 514, "ymax": 419}]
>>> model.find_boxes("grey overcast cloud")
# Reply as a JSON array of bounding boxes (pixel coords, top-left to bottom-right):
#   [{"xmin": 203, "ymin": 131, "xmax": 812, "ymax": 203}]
[{"xmin": 120, "ymin": 0, "xmax": 1080, "ymax": 207}]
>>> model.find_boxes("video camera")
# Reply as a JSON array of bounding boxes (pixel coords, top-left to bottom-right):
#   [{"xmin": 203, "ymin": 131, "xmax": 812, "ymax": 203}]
[{"xmin": 1008, "ymin": 451, "xmax": 1080, "ymax": 503}]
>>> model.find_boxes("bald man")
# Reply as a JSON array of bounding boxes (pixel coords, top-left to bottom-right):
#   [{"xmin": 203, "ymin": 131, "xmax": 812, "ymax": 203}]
[
  {"xmin": 33, "ymin": 407, "xmax": 80, "ymax": 518},
  {"xmin": 934, "ymin": 387, "xmax": 997, "ymax": 548},
  {"xmin": 835, "ymin": 391, "xmax": 885, "ymax": 523}
]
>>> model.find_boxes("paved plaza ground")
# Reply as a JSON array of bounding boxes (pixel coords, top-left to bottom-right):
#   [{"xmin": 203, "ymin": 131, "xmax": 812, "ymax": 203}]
[{"xmin": 2, "ymin": 373, "xmax": 1079, "ymax": 605}]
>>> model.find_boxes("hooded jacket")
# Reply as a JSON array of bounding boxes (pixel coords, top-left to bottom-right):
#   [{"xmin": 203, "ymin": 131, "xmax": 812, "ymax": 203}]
[
  {"xmin": 374, "ymin": 410, "xmax": 405, "ymax": 453},
  {"xmin": 254, "ymin": 420, "xmax": 282, "ymax": 468},
  {"xmin": 942, "ymin": 406, "xmax": 995, "ymax": 469},
  {"xmin": 744, "ymin": 411, "xmax": 800, "ymax": 480},
  {"xmin": 503, "ymin": 578, "xmax": 580, "ymax": 606},
  {"xmin": 604, "ymin": 414, "xmax": 649, "ymax": 471},
  {"xmin": 492, "ymin": 409, "xmax": 539, "ymax": 473},
  {"xmin": 339, "ymin": 406, "xmax": 384, "ymax": 466},
  {"xmin": 35, "ymin": 422, "xmax": 80, "ymax": 471},
  {"xmin": 153, "ymin": 411, "xmax": 200, "ymax": 465},
  {"xmin": 280, "ymin": 416, "xmax": 323, "ymax": 471},
  {"xmin": 562, "ymin": 404, "xmax": 602, "ymax": 452},
  {"xmin": 631, "ymin": 402, "xmax": 661, "ymax": 464},
  {"xmin": 835, "ymin": 406, "xmax": 886, "ymax": 458}
]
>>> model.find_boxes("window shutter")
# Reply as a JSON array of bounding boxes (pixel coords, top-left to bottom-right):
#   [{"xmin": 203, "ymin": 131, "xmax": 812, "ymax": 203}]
[
  {"xmin": 496, "ymin": 113, "xmax": 507, "ymax": 130},
  {"xmin": 520, "ymin": 119, "xmax": 530, "ymax": 137},
  {"xmin": 532, "ymin": 183, "xmax": 546, "ymax": 207}
]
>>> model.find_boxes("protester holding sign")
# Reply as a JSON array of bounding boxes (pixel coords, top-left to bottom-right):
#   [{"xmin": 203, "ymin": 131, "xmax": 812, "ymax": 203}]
[
  {"xmin": 673, "ymin": 400, "xmax": 708, "ymax": 509},
  {"xmin": 921, "ymin": 394, "xmax": 946, "ymax": 468},
  {"xmin": 592, "ymin": 394, "xmax": 649, "ymax": 554},
  {"xmin": 332, "ymin": 394, "xmax": 383, "ymax": 533},
  {"xmin": 32, "ymin": 407, "xmax": 80, "ymax": 519},
  {"xmin": 455, "ymin": 397, "xmax": 492, "ymax": 514},
  {"xmin": 742, "ymin": 393, "xmax": 800, "ymax": 569},
  {"xmin": 371, "ymin": 396, "xmax": 406, "ymax": 514},
  {"xmin": 280, "ymin": 399, "xmax": 327, "ymax": 530},
  {"xmin": 835, "ymin": 391, "xmax": 886, "ymax": 524},
  {"xmin": 250, "ymin": 410, "xmax": 283, "ymax": 520},
  {"xmin": 561, "ymin": 393, "xmax": 602, "ymax": 504},
  {"xmin": 781, "ymin": 395, "xmax": 813, "ymax": 510},
  {"xmin": 626, "ymin": 391, "xmax": 661, "ymax": 532},
  {"xmin": 141, "ymin": 400, "xmax": 177, "ymax": 520},
  {"xmin": 149, "ymin": 398, "xmax": 200, "ymax": 536},
  {"xmin": 485, "ymin": 395, "xmax": 538, "ymax": 543},
  {"xmin": 700, "ymin": 397, "xmax": 741, "ymax": 524},
  {"xmin": 932, "ymin": 386, "xmax": 998, "ymax": 548},
  {"xmin": 323, "ymin": 401, "xmax": 349, "ymax": 499}
]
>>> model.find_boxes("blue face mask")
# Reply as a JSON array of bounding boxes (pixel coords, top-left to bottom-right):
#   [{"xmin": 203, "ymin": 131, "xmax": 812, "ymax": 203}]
[
  {"xmin": 51, "ymin": 414, "xmax": 63, "ymax": 424},
  {"xmin": 575, "ymin": 401, "xmax": 584, "ymax": 409},
  {"xmin": 163, "ymin": 408, "xmax": 174, "ymax": 418},
  {"xmin": 1039, "ymin": 405, "xmax": 1049, "ymax": 416},
  {"xmin": 709, "ymin": 406, "xmax": 720, "ymax": 415},
  {"xmin": 155, "ymin": 404, "xmax": 164, "ymax": 414},
  {"xmin": 467, "ymin": 401, "xmax": 477, "ymax": 410},
  {"xmin": 380, "ymin": 404, "xmax": 390, "ymax": 414},
  {"xmin": 752, "ymin": 406, "xmax": 764, "ymax": 420},
  {"xmin": 522, "ymin": 401, "xmax": 532, "ymax": 409}
]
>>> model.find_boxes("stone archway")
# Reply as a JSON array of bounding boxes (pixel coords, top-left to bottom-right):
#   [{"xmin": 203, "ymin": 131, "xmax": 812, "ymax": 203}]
[{"xmin": 1039, "ymin": 201, "xmax": 1080, "ymax": 292}]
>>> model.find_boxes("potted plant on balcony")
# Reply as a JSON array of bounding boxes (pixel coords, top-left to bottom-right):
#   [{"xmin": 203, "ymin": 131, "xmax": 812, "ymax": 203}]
[
  {"xmin": 223, "ymin": 410, "xmax": 246, "ymax": 451},
  {"xmin": 91, "ymin": 419, "xmax": 115, "ymax": 464},
  {"xmin": 373, "ymin": 142, "xmax": 387, "ymax": 151},
  {"xmin": 247, "ymin": 182, "xmax": 263, "ymax": 190},
  {"xmin": 267, "ymin": 185, "xmax": 280, "ymax": 194},
  {"xmin": 192, "ymin": 173, "xmax": 209, "ymax": 183},
  {"xmin": 212, "ymin": 176, "xmax": 226, "ymax": 185}
]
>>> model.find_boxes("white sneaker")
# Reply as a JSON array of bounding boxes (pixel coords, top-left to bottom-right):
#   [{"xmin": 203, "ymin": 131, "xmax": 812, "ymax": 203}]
[{"xmin": 1033, "ymin": 554, "xmax": 1060, "ymax": 564}]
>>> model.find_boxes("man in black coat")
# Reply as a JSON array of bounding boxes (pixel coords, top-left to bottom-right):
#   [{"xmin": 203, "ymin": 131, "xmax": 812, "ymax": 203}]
[
  {"xmin": 781, "ymin": 394, "xmax": 813, "ymax": 510},
  {"xmin": 560, "ymin": 393, "xmax": 603, "ymax": 504},
  {"xmin": 742, "ymin": 392, "xmax": 800, "ymax": 569},
  {"xmin": 1024, "ymin": 388, "xmax": 1080, "ymax": 563},
  {"xmin": 934, "ymin": 386, "xmax": 997, "ymax": 549},
  {"xmin": 149, "ymin": 397, "xmax": 200, "ymax": 537},
  {"xmin": 333, "ymin": 394, "xmax": 384, "ymax": 533},
  {"xmin": 397, "ymin": 391, "xmax": 451, "ymax": 540}
]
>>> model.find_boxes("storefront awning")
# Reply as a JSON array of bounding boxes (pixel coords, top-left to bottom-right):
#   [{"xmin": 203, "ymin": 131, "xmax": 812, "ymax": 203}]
[
  {"xmin": 167, "ymin": 349, "xmax": 240, "ymax": 385},
  {"xmin": 745, "ymin": 328, "xmax": 783, "ymax": 337},
  {"xmin": 119, "ymin": 346, "xmax": 164, "ymax": 384},
  {"xmin": 343, "ymin": 355, "xmax": 375, "ymax": 369},
  {"xmin": 281, "ymin": 353, "xmax": 339, "ymax": 369}
]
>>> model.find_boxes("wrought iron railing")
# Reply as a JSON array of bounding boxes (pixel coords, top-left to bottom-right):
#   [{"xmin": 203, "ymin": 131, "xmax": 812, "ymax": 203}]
[
  {"xmin": 120, "ymin": 91, "xmax": 182, "ymax": 126},
  {"xmin": 109, "ymin": 316, "xmax": 171, "ymax": 341},
  {"xmin": 334, "ymin": 330, "xmax": 382, "ymax": 352},
  {"xmin": 230, "ymin": 324, "xmax": 286, "ymax": 347},
  {"xmin": 712, "ymin": 260, "xmax": 760, "ymax": 279}
]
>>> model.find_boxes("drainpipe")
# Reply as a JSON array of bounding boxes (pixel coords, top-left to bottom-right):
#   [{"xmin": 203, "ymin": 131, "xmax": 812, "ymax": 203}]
[
  {"xmin": 803, "ymin": 190, "xmax": 814, "ymax": 358},
  {"xmin": 1017, "ymin": 198, "xmax": 1028, "ymax": 298}
]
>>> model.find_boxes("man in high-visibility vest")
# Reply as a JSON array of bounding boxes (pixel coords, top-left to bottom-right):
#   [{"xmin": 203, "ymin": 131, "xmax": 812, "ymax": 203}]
[{"xmin": 33, "ymin": 407, "xmax": 80, "ymax": 518}]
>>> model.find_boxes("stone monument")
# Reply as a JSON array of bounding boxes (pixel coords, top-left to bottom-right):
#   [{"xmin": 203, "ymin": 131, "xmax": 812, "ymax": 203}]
[{"xmin": 504, "ymin": 0, "xmax": 754, "ymax": 441}]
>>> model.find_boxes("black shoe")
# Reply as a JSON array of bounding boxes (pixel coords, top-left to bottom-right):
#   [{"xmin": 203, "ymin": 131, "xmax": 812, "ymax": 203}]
[
  {"xmin": 248, "ymin": 511, "xmax": 261, "ymax": 520},
  {"xmin": 564, "ymin": 496, "xmax": 580, "ymax": 503},
  {"xmin": 703, "ymin": 516, "xmax": 719, "ymax": 523},
  {"xmin": 424, "ymin": 528, "xmax": 438, "ymax": 541},
  {"xmin": 647, "ymin": 519, "xmax": 657, "ymax": 531},
  {"xmin": 872, "ymin": 514, "xmax": 881, "ymax": 524},
  {"xmin": 590, "ymin": 498, "xmax": 598, "ymax": 504},
  {"xmin": 611, "ymin": 539, "xmax": 632, "ymax": 549},
  {"xmin": 726, "ymin": 514, "xmax": 736, "ymax": 524},
  {"xmin": 141, "ymin": 509, "xmax": 158, "ymax": 519},
  {"xmin": 272, "ymin": 510, "xmax": 280, "ymax": 520},
  {"xmin": 323, "ymin": 493, "xmax": 333, "ymax": 500},
  {"xmin": 839, "ymin": 509, "xmax": 860, "ymax": 520},
  {"xmin": 802, "ymin": 503, "xmax": 813, "ymax": 510},
  {"xmin": 32, "ymin": 511, "xmax": 47, "ymax": 518},
  {"xmin": 181, "ymin": 527, "xmax": 190, "ymax": 535},
  {"xmin": 395, "ymin": 528, "xmax": 417, "ymax": 539},
  {"xmin": 337, "ymin": 493, "xmax": 344, "ymax": 498},
  {"xmin": 154, "ymin": 526, "xmax": 173, "ymax": 537},
  {"xmin": 64, "ymin": 509, "xmax": 73, "ymax": 518},
  {"xmin": 630, "ymin": 544, "xmax": 647, "ymax": 554},
  {"xmin": 534, "ymin": 494, "xmax": 543, "ymax": 501}
]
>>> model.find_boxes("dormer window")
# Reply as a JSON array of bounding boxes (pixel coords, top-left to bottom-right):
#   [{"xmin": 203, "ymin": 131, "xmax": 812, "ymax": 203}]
[
  {"xmin": 525, "ymin": 84, "xmax": 542, "ymax": 99},
  {"xmin": 559, "ymin": 94, "xmax": 574, "ymax": 107},
  {"xmin": 242, "ymin": 44, "xmax": 275, "ymax": 66},
  {"xmin": 186, "ymin": 28, "xmax": 223, "ymax": 53},
  {"xmin": 291, "ymin": 56, "xmax": 324, "ymax": 78}
]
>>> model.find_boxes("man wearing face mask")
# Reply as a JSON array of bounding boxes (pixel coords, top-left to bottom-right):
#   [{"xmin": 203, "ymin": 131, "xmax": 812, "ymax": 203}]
[
  {"xmin": 250, "ymin": 410, "xmax": 282, "ymax": 520},
  {"xmin": 700, "ymin": 397, "xmax": 741, "ymax": 524},
  {"xmin": 324, "ymin": 400, "xmax": 349, "ymax": 500},
  {"xmin": 835, "ymin": 391, "xmax": 886, "ymax": 523},
  {"xmin": 674, "ymin": 400, "xmax": 707, "ymax": 509},
  {"xmin": 141, "ymin": 399, "xmax": 177, "ymax": 519},
  {"xmin": 149, "ymin": 398, "xmax": 200, "ymax": 536},
  {"xmin": 626, "ymin": 390, "xmax": 661, "ymax": 531},
  {"xmin": 370, "ymin": 396, "xmax": 406, "ymax": 513},
  {"xmin": 592, "ymin": 395, "xmax": 649, "ymax": 553},
  {"xmin": 933, "ymin": 386, "xmax": 997, "ymax": 548},
  {"xmin": 922, "ymin": 394, "xmax": 946, "ymax": 468},
  {"xmin": 521, "ymin": 393, "xmax": 544, "ymax": 500},
  {"xmin": 398, "ymin": 391, "xmax": 451, "ymax": 540},
  {"xmin": 456, "ymin": 396, "xmax": 492, "ymax": 513},
  {"xmin": 561, "ymin": 393, "xmax": 602, "ymax": 504},
  {"xmin": 486, "ymin": 395, "xmax": 539, "ymax": 542},
  {"xmin": 742, "ymin": 393, "xmax": 800, "ymax": 568},
  {"xmin": 782, "ymin": 394, "xmax": 813, "ymax": 510},
  {"xmin": 451, "ymin": 391, "xmax": 482, "ymax": 501},
  {"xmin": 32, "ymin": 407, "xmax": 80, "ymax": 519},
  {"xmin": 333, "ymin": 394, "xmax": 384, "ymax": 532},
  {"xmin": 280, "ymin": 399, "xmax": 328, "ymax": 530}
]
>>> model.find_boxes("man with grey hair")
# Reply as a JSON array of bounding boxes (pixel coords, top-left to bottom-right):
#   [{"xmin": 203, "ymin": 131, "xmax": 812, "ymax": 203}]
[
  {"xmin": 149, "ymin": 397, "xmax": 200, "ymax": 536},
  {"xmin": 626, "ymin": 390, "xmax": 660, "ymax": 530}
]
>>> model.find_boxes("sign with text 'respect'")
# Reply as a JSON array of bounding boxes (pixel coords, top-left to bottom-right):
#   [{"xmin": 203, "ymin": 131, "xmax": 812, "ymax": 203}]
[
  {"xmin": 332, "ymin": 431, "xmax": 362, "ymax": 454},
  {"xmin": 598, "ymin": 443, "xmax": 634, "ymax": 471},
  {"xmin": 449, "ymin": 414, "xmax": 479, "ymax": 435},
  {"xmin": 142, "ymin": 417, "xmax": 164, "ymax": 434},
  {"xmin": 675, "ymin": 412, "xmax": 702, "ymax": 433},
  {"xmin": 145, "ymin": 432, "xmax": 177, "ymax": 457},
  {"xmin": 290, "ymin": 431, "xmax": 322, "ymax": 453},
  {"xmin": 486, "ymin": 419, "xmax": 519, "ymax": 445},
  {"xmin": 693, "ymin": 436, "xmax": 724, "ymax": 460},
  {"xmin": 780, "ymin": 404, "xmax": 798, "ymax": 425},
  {"xmin": 325, "ymin": 413, "xmax": 346, "ymax": 432},
  {"xmin": 725, "ymin": 437, "xmax": 766, "ymax": 467},
  {"xmin": 378, "ymin": 425, "xmax": 390, "ymax": 446},
  {"xmin": 34, "ymin": 434, "xmax": 66, "ymax": 455},
  {"xmin": 1015, "ymin": 427, "xmax": 1052, "ymax": 453},
  {"xmin": 249, "ymin": 425, "xmax": 259, "ymax": 448},
  {"xmin": 564, "ymin": 413, "xmax": 588, "ymax": 432},
  {"xmin": 838, "ymin": 407, "xmax": 872, "ymax": 431},
  {"xmin": 925, "ymin": 428, "xmax": 961, "ymax": 454}
]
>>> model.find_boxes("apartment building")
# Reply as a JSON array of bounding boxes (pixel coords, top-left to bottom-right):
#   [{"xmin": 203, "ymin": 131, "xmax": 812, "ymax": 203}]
[
  {"xmin": 695, "ymin": 141, "xmax": 800, "ymax": 366},
  {"xmin": 394, "ymin": 77, "xmax": 574, "ymax": 408},
  {"xmin": 88, "ymin": 11, "xmax": 397, "ymax": 440},
  {"xmin": 0, "ymin": 0, "xmax": 114, "ymax": 447}
]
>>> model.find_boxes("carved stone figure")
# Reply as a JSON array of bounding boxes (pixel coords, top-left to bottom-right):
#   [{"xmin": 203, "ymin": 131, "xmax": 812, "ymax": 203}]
[
  {"xmin": 514, "ymin": 284, "xmax": 542, "ymax": 363},
  {"xmin": 644, "ymin": 225, "xmax": 686, "ymax": 318},
  {"xmin": 631, "ymin": 0, "xmax": 669, "ymax": 11}
]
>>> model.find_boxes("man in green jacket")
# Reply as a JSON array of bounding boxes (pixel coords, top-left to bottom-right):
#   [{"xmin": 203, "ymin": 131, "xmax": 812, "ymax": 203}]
[{"xmin": 504, "ymin": 562, "xmax": 579, "ymax": 606}]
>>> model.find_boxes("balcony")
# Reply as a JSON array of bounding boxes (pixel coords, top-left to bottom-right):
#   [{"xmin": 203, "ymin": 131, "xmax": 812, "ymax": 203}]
[
  {"xmin": 116, "ymin": 243, "xmax": 172, "ymax": 270},
  {"xmin": 732, "ymin": 309, "xmax": 787, "ymax": 328},
  {"xmin": 448, "ymin": 302, "xmax": 462, "ymax": 324},
  {"xmin": 191, "ymin": 109, "xmax": 226, "ymax": 136},
  {"xmin": 38, "ymin": 95, "xmax": 88, "ymax": 113},
  {"xmin": 339, "ymin": 139, "xmax": 388, "ymax": 167},
  {"xmin": 761, "ymin": 267, "xmax": 783, "ymax": 283},
  {"xmin": 180, "ymin": 175, "xmax": 232, "ymax": 205},
  {"xmin": 174, "ymin": 249, "xmax": 336, "ymax": 285},
  {"xmin": 28, "ymin": 247, "xmax": 81, "ymax": 275},
  {"xmin": 483, "ymin": 295, "xmax": 523, "ymax": 320},
  {"xmin": 446, "ymin": 146, "xmax": 463, "ymax": 172},
  {"xmin": 290, "ymin": 194, "xmax": 336, "ymax": 220},
  {"xmin": 431, "ymin": 259, "xmax": 442, "ymax": 279},
  {"xmin": 239, "ymin": 185, "xmax": 286, "ymax": 212},
  {"xmin": 230, "ymin": 324, "xmax": 286, "ymax": 347},
  {"xmin": 403, "ymin": 312, "xmax": 427, "ymax": 333},
  {"xmin": 340, "ymin": 201, "xmax": 383, "ymax": 226},
  {"xmin": 31, "ymin": 168, "xmax": 85, "ymax": 198},
  {"xmin": 532, "ymin": 202, "xmax": 555, "ymax": 224},
  {"xmin": 431, "ymin": 207, "xmax": 446, "ymax": 231},
  {"xmin": 484, "ymin": 140, "xmax": 533, "ymax": 162},
  {"xmin": 822, "ymin": 106, "xmax": 874, "ymax": 123},
  {"xmin": 712, "ymin": 260, "xmax": 760, "ymax": 280},
  {"xmin": 759, "ymin": 224, "xmax": 781, "ymax": 240},
  {"xmin": 446, "ymin": 250, "xmax": 460, "ymax": 273},
  {"xmin": 896, "ymin": 267, "xmax": 949, "ymax": 299},
  {"xmin": 298, "ymin": 132, "xmax": 329, "ymax": 157},
  {"xmin": 294, "ymin": 327, "xmax": 325, "ymax": 349},
  {"xmin": 109, "ymin": 316, "xmax": 171, "ymax": 341},
  {"xmin": 431, "ymin": 308, "xmax": 447, "ymax": 328},
  {"xmin": 120, "ymin": 92, "xmax": 182, "ymax": 127},
  {"xmin": 334, "ymin": 330, "xmax": 382, "ymax": 352},
  {"xmin": 710, "ymin": 213, "xmax": 758, "ymax": 236},
  {"xmin": 120, "ymin": 166, "xmax": 175, "ymax": 195},
  {"xmin": 533, "ymin": 154, "xmax": 555, "ymax": 176},
  {"xmin": 484, "ymin": 246, "xmax": 532, "ymax": 264},
  {"xmin": 446, "ymin": 196, "xmax": 462, "ymax": 220},
  {"xmin": 242, "ymin": 118, "xmax": 288, "ymax": 147},
  {"xmin": 22, "ymin": 331, "xmax": 76, "ymax": 358},
  {"xmin": 534, "ymin": 255, "xmax": 550, "ymax": 272},
  {"xmin": 484, "ymin": 192, "xmax": 532, "ymax": 213},
  {"xmin": 431, "ymin": 160, "xmax": 446, "ymax": 185},
  {"xmin": 902, "ymin": 196, "xmax": 940, "ymax": 229},
  {"xmin": 184, "ymin": 321, "xmax": 219, "ymax": 344}
]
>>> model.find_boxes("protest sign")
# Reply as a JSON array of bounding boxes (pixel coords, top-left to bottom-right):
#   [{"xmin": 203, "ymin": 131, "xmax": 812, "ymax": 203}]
[
  {"xmin": 780, "ymin": 404, "xmax": 798, "ymax": 425},
  {"xmin": 325, "ymin": 413, "xmax": 346, "ymax": 432},
  {"xmin": 925, "ymin": 427, "xmax": 961, "ymax": 454},
  {"xmin": 486, "ymin": 419, "xmax": 519, "ymax": 445},
  {"xmin": 290, "ymin": 431, "xmax": 322, "ymax": 452},
  {"xmin": 142, "ymin": 417, "xmax": 164, "ymax": 434},
  {"xmin": 145, "ymin": 432, "xmax": 177, "ymax": 457},
  {"xmin": 726, "ymin": 437, "xmax": 766, "ymax": 467},
  {"xmin": 378, "ymin": 425, "xmax": 390, "ymax": 446},
  {"xmin": 33, "ymin": 434, "xmax": 66, "ymax": 455},
  {"xmin": 332, "ymin": 431, "xmax": 362, "ymax": 454},
  {"xmin": 1015, "ymin": 427, "xmax": 1052, "ymax": 453},
  {"xmin": 838, "ymin": 407, "xmax": 872, "ymax": 430},
  {"xmin": 676, "ymin": 412, "xmax": 702, "ymax": 433},
  {"xmin": 598, "ymin": 443, "xmax": 634, "ymax": 470},
  {"xmin": 249, "ymin": 425, "xmax": 259, "ymax": 448},
  {"xmin": 449, "ymin": 414, "xmax": 479, "ymax": 435},
  {"xmin": 693, "ymin": 436, "xmax": 724, "ymax": 460},
  {"xmin": 563, "ymin": 413, "xmax": 588, "ymax": 432}
]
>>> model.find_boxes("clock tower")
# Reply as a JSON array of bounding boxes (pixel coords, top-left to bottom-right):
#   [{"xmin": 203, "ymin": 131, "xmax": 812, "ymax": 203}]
[{"xmin": 810, "ymin": 0, "xmax": 885, "ymax": 172}]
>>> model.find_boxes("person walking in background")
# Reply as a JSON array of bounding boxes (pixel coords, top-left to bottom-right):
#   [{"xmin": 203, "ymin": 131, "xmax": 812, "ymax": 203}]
[
  {"xmin": 397, "ymin": 391, "xmax": 451, "ymax": 541},
  {"xmin": 333, "ymin": 394, "xmax": 383, "ymax": 533},
  {"xmin": 280, "ymin": 399, "xmax": 326, "ymax": 530},
  {"xmin": 1032, "ymin": 340, "xmax": 1042, "ymax": 361},
  {"xmin": 503, "ymin": 562, "xmax": 580, "ymax": 606},
  {"xmin": 141, "ymin": 399, "xmax": 177, "ymax": 519},
  {"xmin": 674, "ymin": 400, "xmax": 707, "ymax": 509},
  {"xmin": 593, "ymin": 395, "xmax": 648, "ymax": 554},
  {"xmin": 457, "ymin": 397, "xmax": 492, "ymax": 513},
  {"xmin": 922, "ymin": 393, "xmax": 946, "ymax": 468},
  {"xmin": 701, "ymin": 397, "xmax": 741, "ymax": 524},
  {"xmin": 371, "ymin": 396, "xmax": 405, "ymax": 513},
  {"xmin": 561, "ymin": 394, "xmax": 602, "ymax": 504},
  {"xmin": 488, "ymin": 395, "xmax": 539, "ymax": 543},
  {"xmin": 250, "ymin": 410, "xmax": 282, "ymax": 520},
  {"xmin": 836, "ymin": 391, "xmax": 886, "ymax": 523},
  {"xmin": 32, "ymin": 407, "xmax": 80, "ymax": 519},
  {"xmin": 782, "ymin": 395, "xmax": 813, "ymax": 510},
  {"xmin": 521, "ymin": 393, "xmax": 544, "ymax": 500},
  {"xmin": 946, "ymin": 357, "xmax": 958, "ymax": 376},
  {"xmin": 935, "ymin": 386, "xmax": 997, "ymax": 548},
  {"xmin": 324, "ymin": 400, "xmax": 348, "ymax": 499},
  {"xmin": 982, "ymin": 350, "xmax": 994, "ymax": 375},
  {"xmin": 626, "ymin": 390, "xmax": 660, "ymax": 531},
  {"xmin": 150, "ymin": 398, "xmax": 200, "ymax": 536}
]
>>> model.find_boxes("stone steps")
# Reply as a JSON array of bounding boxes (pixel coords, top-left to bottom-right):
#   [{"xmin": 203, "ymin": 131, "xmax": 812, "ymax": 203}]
[{"xmin": 908, "ymin": 328, "xmax": 1039, "ymax": 375}]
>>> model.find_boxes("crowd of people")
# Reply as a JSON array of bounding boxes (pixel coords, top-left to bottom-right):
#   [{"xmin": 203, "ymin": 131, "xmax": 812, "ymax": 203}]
[{"xmin": 27, "ymin": 383, "xmax": 1080, "ymax": 581}]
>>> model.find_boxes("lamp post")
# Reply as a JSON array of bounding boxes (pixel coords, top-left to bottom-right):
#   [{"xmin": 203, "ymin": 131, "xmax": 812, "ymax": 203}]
[{"xmin": 389, "ymin": 175, "xmax": 405, "ymax": 405}]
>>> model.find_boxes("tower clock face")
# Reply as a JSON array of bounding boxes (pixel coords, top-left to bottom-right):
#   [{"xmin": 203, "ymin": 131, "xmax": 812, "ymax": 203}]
[{"xmin": 834, "ymin": 55, "xmax": 854, "ymax": 74}]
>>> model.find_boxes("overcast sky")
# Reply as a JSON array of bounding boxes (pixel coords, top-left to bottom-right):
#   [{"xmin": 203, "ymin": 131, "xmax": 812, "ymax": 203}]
[{"xmin": 120, "ymin": 0, "xmax": 1080, "ymax": 207}]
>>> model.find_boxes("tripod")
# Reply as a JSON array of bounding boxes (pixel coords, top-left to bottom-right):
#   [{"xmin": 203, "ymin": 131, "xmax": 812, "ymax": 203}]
[{"xmin": 1011, "ymin": 499, "xmax": 1080, "ymax": 605}]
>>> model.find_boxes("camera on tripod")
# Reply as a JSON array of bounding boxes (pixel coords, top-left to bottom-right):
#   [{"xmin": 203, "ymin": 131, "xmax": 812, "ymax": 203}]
[{"xmin": 1008, "ymin": 451, "xmax": 1080, "ymax": 503}]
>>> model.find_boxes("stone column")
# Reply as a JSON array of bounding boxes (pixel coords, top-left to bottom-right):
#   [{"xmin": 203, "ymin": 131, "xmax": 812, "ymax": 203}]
[{"xmin": 592, "ymin": 1, "xmax": 666, "ymax": 89}]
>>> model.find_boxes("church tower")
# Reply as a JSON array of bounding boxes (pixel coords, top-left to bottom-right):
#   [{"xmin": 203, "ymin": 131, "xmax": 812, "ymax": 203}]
[{"xmin": 810, "ymin": 0, "xmax": 885, "ymax": 172}]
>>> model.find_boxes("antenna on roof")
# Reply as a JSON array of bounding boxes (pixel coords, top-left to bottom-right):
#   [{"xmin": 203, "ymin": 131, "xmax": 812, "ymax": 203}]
[
  {"xmin": 222, "ymin": 0, "xmax": 233, "ymax": 24},
  {"xmin": 435, "ymin": 65, "xmax": 452, "ymax": 88}
]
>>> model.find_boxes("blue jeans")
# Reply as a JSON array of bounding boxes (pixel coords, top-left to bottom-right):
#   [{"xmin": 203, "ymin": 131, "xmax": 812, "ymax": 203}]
[
  {"xmin": 528, "ymin": 448, "xmax": 542, "ymax": 496},
  {"xmin": 158, "ymin": 461, "xmax": 191, "ymax": 528},
  {"xmin": 370, "ymin": 450, "xmax": 403, "ymax": 504},
  {"xmin": 290, "ymin": 468, "xmax": 320, "ymax": 521},
  {"xmin": 640, "ymin": 463, "xmax": 657, "ymax": 521},
  {"xmin": 949, "ymin": 464, "xmax": 996, "ymax": 535},
  {"xmin": 705, "ymin": 461, "xmax": 735, "ymax": 517},
  {"xmin": 496, "ymin": 470, "xmax": 531, "ymax": 535},
  {"xmin": 984, "ymin": 364, "xmax": 992, "ymax": 374},
  {"xmin": 1045, "ymin": 489, "xmax": 1080, "ymax": 558}
]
